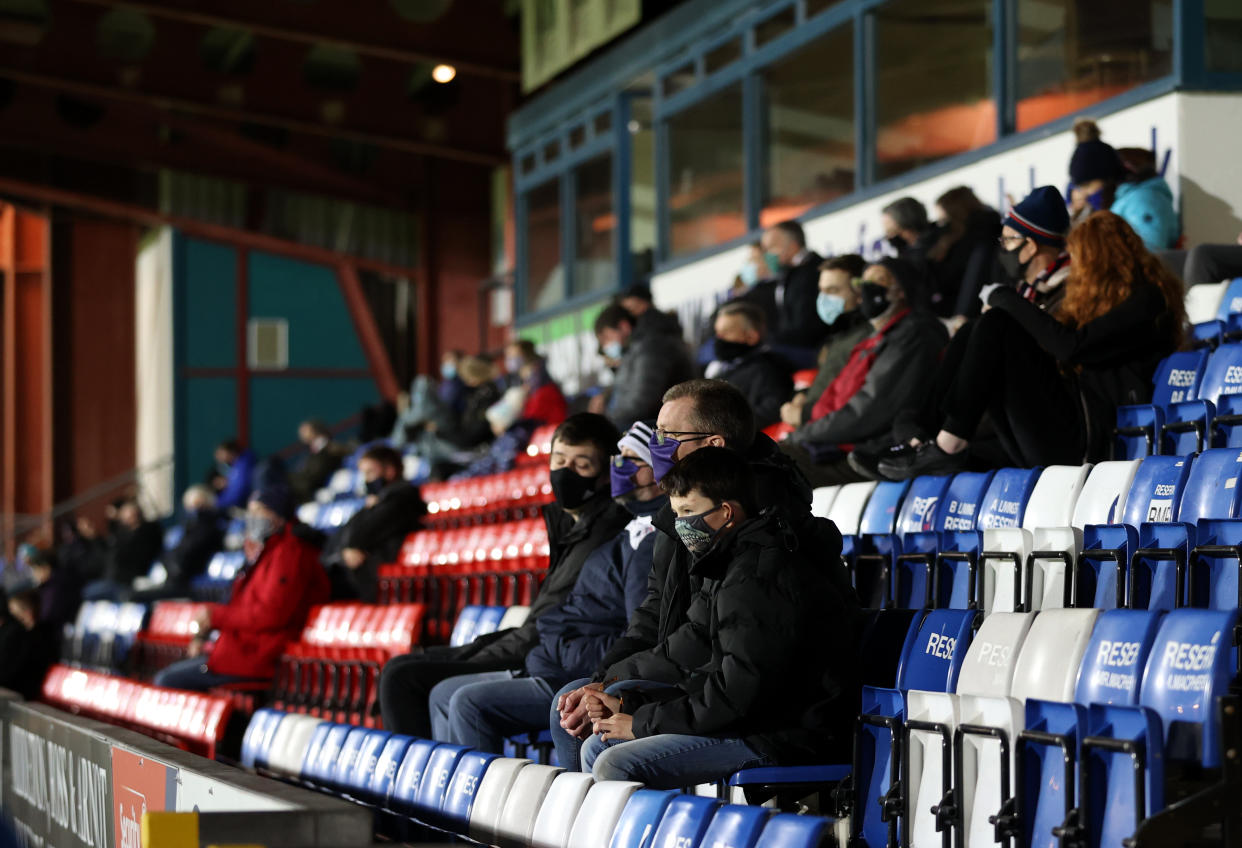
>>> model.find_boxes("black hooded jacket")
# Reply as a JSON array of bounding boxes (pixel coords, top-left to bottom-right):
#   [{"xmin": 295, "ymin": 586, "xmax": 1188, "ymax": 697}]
[
  {"xmin": 593, "ymin": 432, "xmax": 837, "ymax": 681},
  {"xmin": 617, "ymin": 508, "xmax": 859, "ymax": 764}
]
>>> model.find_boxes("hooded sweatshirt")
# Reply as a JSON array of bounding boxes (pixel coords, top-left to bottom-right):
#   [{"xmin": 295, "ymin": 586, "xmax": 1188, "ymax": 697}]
[{"xmin": 1112, "ymin": 176, "xmax": 1178, "ymax": 251}]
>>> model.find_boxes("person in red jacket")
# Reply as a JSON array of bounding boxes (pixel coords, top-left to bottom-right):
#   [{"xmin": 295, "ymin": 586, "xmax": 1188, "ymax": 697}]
[{"xmin": 152, "ymin": 484, "xmax": 329, "ymax": 691}]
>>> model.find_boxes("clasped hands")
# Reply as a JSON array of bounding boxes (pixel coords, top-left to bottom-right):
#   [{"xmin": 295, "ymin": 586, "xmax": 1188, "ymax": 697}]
[{"xmin": 556, "ymin": 683, "xmax": 635, "ymax": 742}]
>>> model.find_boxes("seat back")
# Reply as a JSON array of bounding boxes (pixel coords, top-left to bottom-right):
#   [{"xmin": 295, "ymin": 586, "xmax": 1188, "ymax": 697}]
[
  {"xmin": 897, "ymin": 609, "xmax": 979, "ymax": 693},
  {"xmin": 389, "ymin": 738, "xmax": 440, "ymax": 813},
  {"xmin": 531, "ymin": 772, "xmax": 594, "ymax": 848},
  {"xmin": 443, "ymin": 751, "xmax": 499, "ymax": 826},
  {"xmin": 754, "ymin": 813, "xmax": 831, "ymax": 848},
  {"xmin": 1074, "ymin": 609, "xmax": 1163, "ymax": 706},
  {"xmin": 1120, "ymin": 455, "xmax": 1193, "ymax": 528},
  {"xmin": 697, "ymin": 805, "xmax": 770, "ymax": 848},
  {"xmin": 1151, "ymin": 349, "xmax": 1210, "ymax": 405},
  {"xmin": 451, "ymin": 606, "xmax": 485, "ymax": 647},
  {"xmin": 1192, "ymin": 341, "xmax": 1242, "ymax": 405},
  {"xmin": 856, "ymin": 480, "xmax": 910, "ymax": 538},
  {"xmin": 811, "ymin": 486, "xmax": 840, "ymax": 519},
  {"xmin": 268, "ymin": 715, "xmax": 325, "ymax": 777},
  {"xmin": 496, "ymin": 764, "xmax": 563, "ymax": 848},
  {"xmin": 953, "ymin": 611, "xmax": 1036, "ymax": 698},
  {"xmin": 1009, "ymin": 609, "xmax": 1100, "ymax": 703},
  {"xmin": 1214, "ymin": 277, "xmax": 1242, "ymax": 321},
  {"xmin": 477, "ymin": 605, "xmax": 508, "ymax": 637},
  {"xmin": 565, "ymin": 781, "xmax": 643, "ymax": 848},
  {"xmin": 648, "ymin": 795, "xmax": 722, "ymax": 848},
  {"xmin": 1072, "ymin": 461, "xmax": 1141, "ymax": 528},
  {"xmin": 469, "ymin": 758, "xmax": 532, "ymax": 846},
  {"xmin": 346, "ymin": 731, "xmax": 392, "ymax": 797},
  {"xmin": 1176, "ymin": 448, "xmax": 1242, "ymax": 523},
  {"xmin": 367, "ymin": 735, "xmax": 414, "ymax": 806},
  {"xmin": 1139, "ymin": 608, "xmax": 1238, "ymax": 767},
  {"xmin": 608, "ymin": 789, "xmax": 679, "ymax": 848},
  {"xmin": 304, "ymin": 723, "xmax": 351, "ymax": 783},
  {"xmin": 329, "ymin": 727, "xmax": 371, "ymax": 789},
  {"xmin": 977, "ymin": 467, "xmax": 1043, "ymax": 529},
  {"xmin": 827, "ymin": 481, "xmax": 877, "ymax": 536},
  {"xmin": 895, "ymin": 475, "xmax": 953, "ymax": 535},
  {"xmin": 413, "ymin": 743, "xmax": 470, "ymax": 826},
  {"xmin": 241, "ymin": 709, "xmax": 281, "ymax": 769},
  {"xmin": 1022, "ymin": 465, "xmax": 1091, "ymax": 531},
  {"xmin": 856, "ymin": 609, "xmax": 922, "ymax": 688},
  {"xmin": 499, "ymin": 605, "xmax": 532, "ymax": 630}
]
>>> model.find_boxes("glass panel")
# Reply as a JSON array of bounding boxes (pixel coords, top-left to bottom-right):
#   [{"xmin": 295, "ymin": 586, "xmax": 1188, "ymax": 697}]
[
  {"xmin": 568, "ymin": 125, "xmax": 586, "ymax": 149},
  {"xmin": 806, "ymin": 0, "xmax": 844, "ymax": 16},
  {"xmin": 523, "ymin": 179, "xmax": 563, "ymax": 313},
  {"xmin": 661, "ymin": 61, "xmax": 696, "ymax": 99},
  {"xmin": 520, "ymin": 153, "xmax": 536, "ymax": 175},
  {"xmin": 572, "ymin": 153, "xmax": 614, "ymax": 297},
  {"xmin": 760, "ymin": 22, "xmax": 854, "ymax": 227},
  {"xmin": 543, "ymin": 139, "xmax": 560, "ymax": 164},
  {"xmin": 666, "ymin": 83, "xmax": 745, "ymax": 258},
  {"xmin": 705, "ymin": 37, "xmax": 741, "ymax": 76},
  {"xmin": 875, "ymin": 0, "xmax": 995, "ymax": 182},
  {"xmin": 755, "ymin": 6, "xmax": 795, "ymax": 47},
  {"xmin": 593, "ymin": 109, "xmax": 612, "ymax": 136},
  {"xmin": 629, "ymin": 96, "xmax": 657, "ymax": 278},
  {"xmin": 1206, "ymin": 0, "xmax": 1242, "ymax": 73},
  {"xmin": 1016, "ymin": 0, "xmax": 1174, "ymax": 132}
]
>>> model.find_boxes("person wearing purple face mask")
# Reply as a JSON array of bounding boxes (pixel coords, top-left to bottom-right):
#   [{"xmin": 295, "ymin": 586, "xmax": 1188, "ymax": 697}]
[{"xmin": 549, "ymin": 379, "xmax": 846, "ymax": 769}]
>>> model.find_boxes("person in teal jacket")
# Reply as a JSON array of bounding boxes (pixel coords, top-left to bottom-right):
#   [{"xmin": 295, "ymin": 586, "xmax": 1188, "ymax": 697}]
[{"xmin": 1112, "ymin": 147, "xmax": 1179, "ymax": 250}]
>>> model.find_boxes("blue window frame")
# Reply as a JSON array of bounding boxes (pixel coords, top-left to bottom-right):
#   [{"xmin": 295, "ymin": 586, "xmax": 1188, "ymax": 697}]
[{"xmin": 512, "ymin": 0, "xmax": 1221, "ymax": 320}]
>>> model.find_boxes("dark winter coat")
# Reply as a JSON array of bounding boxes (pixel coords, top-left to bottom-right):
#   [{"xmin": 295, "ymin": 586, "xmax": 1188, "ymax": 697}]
[
  {"xmin": 594, "ymin": 432, "xmax": 826, "ymax": 681},
  {"xmin": 801, "ymin": 311, "xmax": 874, "ymax": 424},
  {"xmin": 103, "ymin": 520, "xmax": 165, "ymax": 585},
  {"xmin": 457, "ymin": 493, "xmax": 633, "ymax": 666},
  {"xmin": 772, "ymin": 252, "xmax": 826, "ymax": 350},
  {"xmin": 524, "ymin": 496, "xmax": 665, "ymax": 686},
  {"xmin": 331, "ymin": 480, "xmax": 426, "ymax": 601},
  {"xmin": 163, "ymin": 509, "xmax": 225, "ymax": 589},
  {"xmin": 619, "ymin": 508, "xmax": 859, "ymax": 765},
  {"xmin": 289, "ymin": 444, "xmax": 347, "ymax": 504},
  {"xmin": 607, "ymin": 311, "xmax": 696, "ymax": 430},
  {"xmin": 448, "ymin": 382, "xmax": 503, "ymax": 450},
  {"xmin": 716, "ymin": 347, "xmax": 795, "ymax": 430}
]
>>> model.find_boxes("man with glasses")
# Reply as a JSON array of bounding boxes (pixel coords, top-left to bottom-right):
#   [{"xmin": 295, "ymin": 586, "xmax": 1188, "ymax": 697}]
[
  {"xmin": 551, "ymin": 378, "xmax": 845, "ymax": 769},
  {"xmin": 434, "ymin": 421, "xmax": 665, "ymax": 753}
]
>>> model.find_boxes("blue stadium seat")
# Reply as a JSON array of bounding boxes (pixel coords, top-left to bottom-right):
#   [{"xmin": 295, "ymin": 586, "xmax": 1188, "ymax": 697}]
[
  {"xmin": 1130, "ymin": 449, "xmax": 1242, "ymax": 610},
  {"xmin": 304, "ymin": 723, "xmax": 351, "ymax": 786},
  {"xmin": 1081, "ymin": 609, "xmax": 1238, "ymax": 848},
  {"xmin": 441, "ymin": 750, "xmax": 498, "ymax": 828},
  {"xmin": 849, "ymin": 480, "xmax": 912, "ymax": 608},
  {"xmin": 412, "ymin": 743, "xmax": 471, "ymax": 829},
  {"xmin": 859, "ymin": 475, "xmax": 953, "ymax": 609},
  {"xmin": 1015, "ymin": 609, "xmax": 1163, "ymax": 847},
  {"xmin": 1078, "ymin": 455, "xmax": 1193, "ymax": 609},
  {"xmin": 754, "ymin": 813, "xmax": 831, "ymax": 848},
  {"xmin": 365, "ymin": 734, "xmax": 414, "ymax": 807},
  {"xmin": 1213, "ymin": 393, "xmax": 1242, "ymax": 447},
  {"xmin": 327, "ymin": 727, "xmax": 371, "ymax": 791},
  {"xmin": 829, "ymin": 482, "xmax": 878, "ymax": 569},
  {"xmin": 1114, "ymin": 350, "xmax": 1208, "ymax": 459},
  {"xmin": 928, "ymin": 471, "xmax": 996, "ymax": 609},
  {"xmin": 609, "ymin": 789, "xmax": 679, "ymax": 848},
  {"xmin": 388, "ymin": 738, "xmax": 441, "ymax": 815},
  {"xmin": 476, "ymin": 605, "xmax": 507, "ymax": 636},
  {"xmin": 299, "ymin": 720, "xmax": 336, "ymax": 779},
  {"xmin": 648, "ymin": 795, "xmax": 722, "ymax": 848},
  {"xmin": 450, "ymin": 606, "xmax": 485, "ymax": 647},
  {"xmin": 1191, "ymin": 319, "xmax": 1223, "ymax": 350},
  {"xmin": 240, "ymin": 709, "xmax": 282, "ymax": 769},
  {"xmin": 1161, "ymin": 342, "xmax": 1242, "ymax": 454},
  {"xmin": 342, "ymin": 730, "xmax": 391, "ymax": 801},
  {"xmin": 697, "ymin": 805, "xmax": 770, "ymax": 848}
]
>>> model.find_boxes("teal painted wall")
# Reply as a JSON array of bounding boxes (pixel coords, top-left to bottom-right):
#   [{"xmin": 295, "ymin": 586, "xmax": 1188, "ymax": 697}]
[{"xmin": 173, "ymin": 232, "xmax": 380, "ymax": 503}]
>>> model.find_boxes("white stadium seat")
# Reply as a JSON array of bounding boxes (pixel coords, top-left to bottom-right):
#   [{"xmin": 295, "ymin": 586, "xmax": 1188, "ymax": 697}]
[{"xmin": 529, "ymin": 772, "xmax": 595, "ymax": 848}]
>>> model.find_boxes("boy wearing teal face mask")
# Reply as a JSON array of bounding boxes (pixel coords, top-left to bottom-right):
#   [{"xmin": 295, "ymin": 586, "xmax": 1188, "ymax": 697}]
[{"xmin": 576, "ymin": 446, "xmax": 859, "ymax": 788}]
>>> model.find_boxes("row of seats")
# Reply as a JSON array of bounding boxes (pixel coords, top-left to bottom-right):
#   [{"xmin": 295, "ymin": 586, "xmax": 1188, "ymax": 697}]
[
  {"xmin": 42, "ymin": 665, "xmax": 233, "ymax": 759},
  {"xmin": 267, "ymin": 602, "xmax": 425, "ymax": 726},
  {"xmin": 241, "ymin": 708, "xmax": 834, "ymax": 848},
  {"xmin": 130, "ymin": 600, "xmax": 218, "ymax": 678},
  {"xmin": 517, "ymin": 424, "xmax": 556, "ymax": 467},
  {"xmin": 815, "ymin": 451, "xmax": 1242, "ymax": 616},
  {"xmin": 725, "ymin": 604, "xmax": 1236, "ymax": 848},
  {"xmin": 421, "ymin": 465, "xmax": 552, "ymax": 525},
  {"xmin": 1115, "ymin": 344, "xmax": 1242, "ymax": 458},
  {"xmin": 190, "ymin": 550, "xmax": 245, "ymax": 602},
  {"xmin": 63, "ymin": 600, "xmax": 147, "ymax": 670},
  {"xmin": 297, "ymin": 496, "xmax": 366, "ymax": 532},
  {"xmin": 1185, "ymin": 275, "xmax": 1242, "ymax": 348}
]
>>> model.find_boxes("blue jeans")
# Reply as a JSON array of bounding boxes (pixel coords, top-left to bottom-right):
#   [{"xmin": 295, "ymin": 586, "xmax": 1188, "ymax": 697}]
[
  {"xmin": 581, "ymin": 732, "xmax": 771, "ymax": 788},
  {"xmin": 549, "ymin": 678, "xmax": 592, "ymax": 771},
  {"xmin": 152, "ymin": 658, "xmax": 266, "ymax": 691},
  {"xmin": 443, "ymin": 673, "xmax": 558, "ymax": 754},
  {"xmin": 428, "ymin": 670, "xmax": 518, "ymax": 743}
]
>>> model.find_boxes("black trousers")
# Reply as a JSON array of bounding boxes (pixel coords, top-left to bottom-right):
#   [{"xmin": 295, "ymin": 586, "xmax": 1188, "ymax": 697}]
[
  {"xmin": 940, "ymin": 308, "xmax": 1085, "ymax": 467},
  {"xmin": 378, "ymin": 649, "xmax": 517, "ymax": 737}
]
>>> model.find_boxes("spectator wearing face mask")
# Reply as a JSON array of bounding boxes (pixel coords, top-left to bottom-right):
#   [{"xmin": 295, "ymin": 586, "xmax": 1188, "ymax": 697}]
[
  {"xmin": 880, "ymin": 197, "xmax": 938, "ymax": 267},
  {"xmin": 782, "ymin": 258, "xmax": 949, "ymax": 486},
  {"xmin": 591, "ymin": 304, "xmax": 695, "ymax": 430},
  {"xmin": 153, "ymin": 484, "xmax": 329, "ymax": 691},
  {"xmin": 438, "ymin": 350, "xmax": 468, "ymax": 418},
  {"xmin": 1067, "ymin": 119, "xmax": 1126, "ymax": 229},
  {"xmin": 324, "ymin": 445, "xmax": 426, "ymax": 602},
  {"xmin": 495, "ymin": 339, "xmax": 568, "ymax": 431},
  {"xmin": 288, "ymin": 420, "xmax": 347, "ymax": 504},
  {"xmin": 780, "ymin": 254, "xmax": 872, "ymax": 430},
  {"xmin": 758, "ymin": 220, "xmax": 824, "ymax": 368},
  {"xmin": 436, "ymin": 422, "xmax": 666, "ymax": 753},
  {"xmin": 81, "ymin": 498, "xmax": 164, "ymax": 601},
  {"xmin": 707, "ymin": 302, "xmax": 793, "ymax": 430},
  {"xmin": 379, "ymin": 414, "xmax": 633, "ymax": 737},
  {"xmin": 925, "ymin": 186, "xmax": 1002, "ymax": 326}
]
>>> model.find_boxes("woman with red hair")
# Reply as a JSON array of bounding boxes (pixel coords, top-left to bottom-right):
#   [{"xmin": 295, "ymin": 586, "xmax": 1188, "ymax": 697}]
[{"xmin": 879, "ymin": 210, "xmax": 1186, "ymax": 477}]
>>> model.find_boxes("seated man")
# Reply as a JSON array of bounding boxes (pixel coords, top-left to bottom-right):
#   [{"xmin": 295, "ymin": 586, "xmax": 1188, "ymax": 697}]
[
  {"xmin": 131, "ymin": 484, "xmax": 224, "ymax": 602},
  {"xmin": 779, "ymin": 254, "xmax": 872, "ymax": 429},
  {"xmin": 324, "ymin": 445, "xmax": 425, "ymax": 602},
  {"xmin": 781, "ymin": 258, "xmax": 948, "ymax": 486},
  {"xmin": 707, "ymin": 301, "xmax": 793, "ymax": 430},
  {"xmin": 434, "ymin": 421, "xmax": 666, "ymax": 752},
  {"xmin": 378, "ymin": 413, "xmax": 633, "ymax": 737},
  {"xmin": 577, "ymin": 447, "xmax": 859, "ymax": 787},
  {"xmin": 288, "ymin": 419, "xmax": 346, "ymax": 504},
  {"xmin": 591, "ymin": 303, "xmax": 696, "ymax": 430},
  {"xmin": 208, "ymin": 439, "xmax": 258, "ymax": 513},
  {"xmin": 81, "ymin": 498, "xmax": 165, "ymax": 601},
  {"xmin": 153, "ymin": 485, "xmax": 329, "ymax": 691}
]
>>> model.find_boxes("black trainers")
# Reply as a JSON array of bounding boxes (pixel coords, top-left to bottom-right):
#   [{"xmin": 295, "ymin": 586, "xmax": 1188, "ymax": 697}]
[
  {"xmin": 847, "ymin": 443, "xmax": 916, "ymax": 481},
  {"xmin": 877, "ymin": 441, "xmax": 970, "ymax": 480}
]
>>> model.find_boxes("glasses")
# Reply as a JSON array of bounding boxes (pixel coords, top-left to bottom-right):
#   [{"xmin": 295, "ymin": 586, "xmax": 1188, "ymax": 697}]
[
  {"xmin": 653, "ymin": 429, "xmax": 713, "ymax": 446},
  {"xmin": 998, "ymin": 235, "xmax": 1026, "ymax": 248},
  {"xmin": 612, "ymin": 454, "xmax": 648, "ymax": 468}
]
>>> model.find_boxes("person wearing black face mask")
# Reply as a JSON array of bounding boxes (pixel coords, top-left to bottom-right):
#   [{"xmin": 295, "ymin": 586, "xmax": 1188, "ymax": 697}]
[
  {"xmin": 781, "ymin": 257, "xmax": 949, "ymax": 486},
  {"xmin": 323, "ymin": 445, "xmax": 426, "ymax": 602},
  {"xmin": 378, "ymin": 413, "xmax": 632, "ymax": 739},
  {"xmin": 706, "ymin": 301, "xmax": 793, "ymax": 430}
]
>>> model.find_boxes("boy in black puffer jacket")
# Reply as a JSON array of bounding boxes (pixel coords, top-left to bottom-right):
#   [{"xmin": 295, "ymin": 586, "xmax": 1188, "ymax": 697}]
[{"xmin": 578, "ymin": 447, "xmax": 859, "ymax": 787}]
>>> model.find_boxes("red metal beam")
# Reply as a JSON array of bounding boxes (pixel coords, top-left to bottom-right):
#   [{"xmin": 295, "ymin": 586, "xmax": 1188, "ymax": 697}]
[
  {"xmin": 69, "ymin": 0, "xmax": 521, "ymax": 82},
  {"xmin": 335, "ymin": 263, "xmax": 401, "ymax": 403}
]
